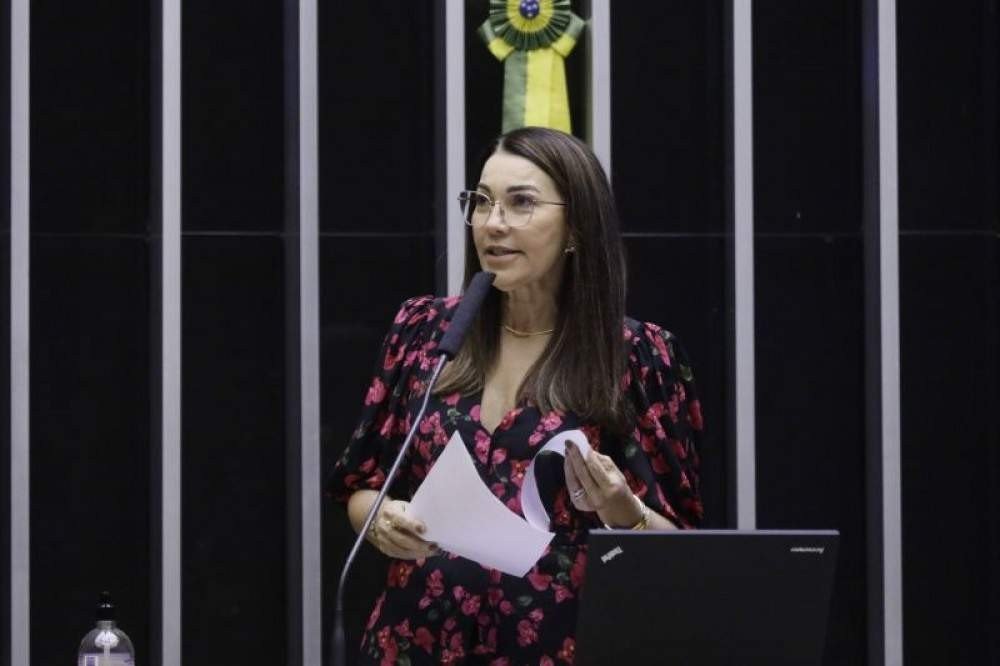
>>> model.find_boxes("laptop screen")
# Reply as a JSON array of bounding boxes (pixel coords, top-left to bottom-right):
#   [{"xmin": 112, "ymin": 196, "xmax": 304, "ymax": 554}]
[{"xmin": 575, "ymin": 530, "xmax": 839, "ymax": 666}]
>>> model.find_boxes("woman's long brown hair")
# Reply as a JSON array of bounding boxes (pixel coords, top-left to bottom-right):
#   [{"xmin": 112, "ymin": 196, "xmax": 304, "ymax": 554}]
[{"xmin": 436, "ymin": 127, "xmax": 629, "ymax": 433}]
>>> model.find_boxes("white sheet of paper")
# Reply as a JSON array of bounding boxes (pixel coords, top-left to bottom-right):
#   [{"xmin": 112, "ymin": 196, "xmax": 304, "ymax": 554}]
[
  {"xmin": 519, "ymin": 429, "xmax": 593, "ymax": 531},
  {"xmin": 407, "ymin": 431, "xmax": 554, "ymax": 577}
]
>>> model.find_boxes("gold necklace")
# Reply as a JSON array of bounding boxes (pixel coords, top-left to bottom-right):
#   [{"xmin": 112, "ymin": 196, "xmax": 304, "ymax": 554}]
[{"xmin": 503, "ymin": 324, "xmax": 554, "ymax": 337}]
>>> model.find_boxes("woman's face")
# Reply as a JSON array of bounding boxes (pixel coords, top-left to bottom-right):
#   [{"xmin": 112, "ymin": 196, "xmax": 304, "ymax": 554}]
[{"xmin": 472, "ymin": 150, "xmax": 570, "ymax": 295}]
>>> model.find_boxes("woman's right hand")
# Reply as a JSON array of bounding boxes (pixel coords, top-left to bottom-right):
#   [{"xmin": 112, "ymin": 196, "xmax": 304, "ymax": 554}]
[{"xmin": 367, "ymin": 498, "xmax": 438, "ymax": 560}]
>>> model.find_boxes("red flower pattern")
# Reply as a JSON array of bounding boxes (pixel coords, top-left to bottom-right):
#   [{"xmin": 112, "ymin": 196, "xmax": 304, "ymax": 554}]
[
  {"xmin": 516, "ymin": 619, "xmax": 539, "ymax": 647},
  {"xmin": 365, "ymin": 377, "xmax": 387, "ymax": 406},
  {"xmin": 527, "ymin": 570, "xmax": 552, "ymax": 591},
  {"xmin": 461, "ymin": 594, "xmax": 482, "ymax": 616},
  {"xmin": 425, "ymin": 569, "xmax": 444, "ymax": 597},
  {"xmin": 413, "ymin": 626, "xmax": 435, "ymax": 653},
  {"xmin": 328, "ymin": 296, "xmax": 703, "ymax": 662},
  {"xmin": 394, "ymin": 618, "xmax": 413, "ymax": 638},
  {"xmin": 474, "ymin": 429, "xmax": 492, "ymax": 464},
  {"xmin": 387, "ymin": 561, "xmax": 414, "ymax": 588},
  {"xmin": 557, "ymin": 637, "xmax": 576, "ymax": 663}
]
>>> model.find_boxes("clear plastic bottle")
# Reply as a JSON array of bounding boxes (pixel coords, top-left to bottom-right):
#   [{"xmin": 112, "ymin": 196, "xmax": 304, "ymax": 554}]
[{"xmin": 77, "ymin": 592, "xmax": 135, "ymax": 666}]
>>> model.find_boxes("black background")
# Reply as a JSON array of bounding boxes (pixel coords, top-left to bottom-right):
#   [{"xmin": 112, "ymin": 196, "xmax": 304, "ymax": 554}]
[
  {"xmin": 753, "ymin": 4, "xmax": 868, "ymax": 664},
  {"xmin": 7, "ymin": 2, "xmax": 998, "ymax": 665},
  {"xmin": 181, "ymin": 0, "xmax": 288, "ymax": 661},
  {"xmin": 29, "ymin": 0, "xmax": 152, "ymax": 664},
  {"xmin": 897, "ymin": 3, "xmax": 1000, "ymax": 664}
]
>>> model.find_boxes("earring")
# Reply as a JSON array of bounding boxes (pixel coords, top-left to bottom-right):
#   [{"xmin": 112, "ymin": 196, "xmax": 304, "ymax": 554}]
[{"xmin": 564, "ymin": 245, "xmax": 576, "ymax": 254}]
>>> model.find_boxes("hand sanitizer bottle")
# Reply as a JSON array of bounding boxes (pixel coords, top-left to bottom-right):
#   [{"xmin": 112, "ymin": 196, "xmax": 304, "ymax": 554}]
[{"xmin": 77, "ymin": 592, "xmax": 136, "ymax": 666}]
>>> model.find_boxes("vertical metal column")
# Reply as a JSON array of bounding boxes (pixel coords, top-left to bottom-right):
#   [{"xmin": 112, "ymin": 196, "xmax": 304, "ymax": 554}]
[
  {"xmin": 586, "ymin": 0, "xmax": 611, "ymax": 174},
  {"xmin": 727, "ymin": 0, "xmax": 757, "ymax": 529},
  {"xmin": 298, "ymin": 0, "xmax": 322, "ymax": 661},
  {"xmin": 862, "ymin": 0, "xmax": 902, "ymax": 663},
  {"xmin": 10, "ymin": 0, "xmax": 30, "ymax": 661},
  {"xmin": 876, "ymin": 1, "xmax": 903, "ymax": 659},
  {"xmin": 445, "ymin": 0, "xmax": 465, "ymax": 296},
  {"xmin": 159, "ymin": 0, "xmax": 182, "ymax": 663}
]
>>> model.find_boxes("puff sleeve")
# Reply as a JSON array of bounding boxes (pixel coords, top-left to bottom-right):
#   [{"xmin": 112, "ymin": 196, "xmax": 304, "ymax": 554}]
[
  {"xmin": 326, "ymin": 295, "xmax": 443, "ymax": 503},
  {"xmin": 620, "ymin": 321, "xmax": 705, "ymax": 528}
]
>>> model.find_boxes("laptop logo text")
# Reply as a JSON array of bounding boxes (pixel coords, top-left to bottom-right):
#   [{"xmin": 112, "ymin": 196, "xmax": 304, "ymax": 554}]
[
  {"xmin": 790, "ymin": 546, "xmax": 825, "ymax": 554},
  {"xmin": 600, "ymin": 546, "xmax": 624, "ymax": 563}
]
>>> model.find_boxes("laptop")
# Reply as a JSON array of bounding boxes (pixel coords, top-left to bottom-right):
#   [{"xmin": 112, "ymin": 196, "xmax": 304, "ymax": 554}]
[{"xmin": 575, "ymin": 530, "xmax": 839, "ymax": 666}]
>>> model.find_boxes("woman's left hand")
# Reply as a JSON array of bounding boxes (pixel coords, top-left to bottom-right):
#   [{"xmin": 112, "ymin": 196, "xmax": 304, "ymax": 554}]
[{"xmin": 564, "ymin": 441, "xmax": 645, "ymax": 528}]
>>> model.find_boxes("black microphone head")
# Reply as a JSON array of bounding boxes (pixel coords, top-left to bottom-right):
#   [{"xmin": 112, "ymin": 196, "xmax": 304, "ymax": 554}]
[{"xmin": 436, "ymin": 272, "xmax": 496, "ymax": 359}]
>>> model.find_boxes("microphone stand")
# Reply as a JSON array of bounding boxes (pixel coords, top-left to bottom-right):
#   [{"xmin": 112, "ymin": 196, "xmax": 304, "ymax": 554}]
[
  {"xmin": 331, "ymin": 271, "xmax": 493, "ymax": 666},
  {"xmin": 331, "ymin": 354, "xmax": 449, "ymax": 666}
]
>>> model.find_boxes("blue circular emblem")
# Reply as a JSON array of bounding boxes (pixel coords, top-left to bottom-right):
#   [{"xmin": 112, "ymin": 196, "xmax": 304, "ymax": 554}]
[{"xmin": 519, "ymin": 0, "xmax": 540, "ymax": 20}]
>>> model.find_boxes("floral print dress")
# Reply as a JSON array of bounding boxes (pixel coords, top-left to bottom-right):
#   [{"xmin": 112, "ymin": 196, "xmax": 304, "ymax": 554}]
[{"xmin": 328, "ymin": 295, "xmax": 704, "ymax": 665}]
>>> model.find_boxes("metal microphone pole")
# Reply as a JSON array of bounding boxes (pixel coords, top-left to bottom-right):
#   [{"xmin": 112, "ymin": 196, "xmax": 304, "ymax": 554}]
[
  {"xmin": 330, "ymin": 271, "xmax": 494, "ymax": 666},
  {"xmin": 331, "ymin": 355, "xmax": 448, "ymax": 666}
]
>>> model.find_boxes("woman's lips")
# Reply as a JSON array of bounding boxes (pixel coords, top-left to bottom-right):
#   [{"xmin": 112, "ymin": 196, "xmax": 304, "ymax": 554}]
[
  {"xmin": 483, "ymin": 247, "xmax": 521, "ymax": 263},
  {"xmin": 486, "ymin": 246, "xmax": 520, "ymax": 256},
  {"xmin": 484, "ymin": 251, "xmax": 520, "ymax": 264}
]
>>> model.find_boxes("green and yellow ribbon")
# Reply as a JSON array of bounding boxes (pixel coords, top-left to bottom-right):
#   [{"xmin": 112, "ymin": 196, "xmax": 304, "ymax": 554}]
[{"xmin": 479, "ymin": 0, "xmax": 585, "ymax": 133}]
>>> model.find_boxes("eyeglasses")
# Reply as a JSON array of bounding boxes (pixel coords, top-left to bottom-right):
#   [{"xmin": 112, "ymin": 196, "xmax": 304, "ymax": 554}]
[{"xmin": 457, "ymin": 190, "xmax": 566, "ymax": 228}]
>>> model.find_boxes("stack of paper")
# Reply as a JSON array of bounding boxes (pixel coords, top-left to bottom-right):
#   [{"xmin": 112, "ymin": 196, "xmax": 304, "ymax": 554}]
[{"xmin": 407, "ymin": 429, "xmax": 592, "ymax": 576}]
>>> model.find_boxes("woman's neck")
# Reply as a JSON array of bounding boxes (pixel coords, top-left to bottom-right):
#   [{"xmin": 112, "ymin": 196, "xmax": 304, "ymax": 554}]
[{"xmin": 502, "ymin": 289, "xmax": 558, "ymax": 334}]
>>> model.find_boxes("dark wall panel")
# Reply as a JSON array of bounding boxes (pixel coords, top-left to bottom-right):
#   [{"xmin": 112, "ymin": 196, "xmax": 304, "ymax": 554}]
[
  {"xmin": 753, "ymin": 4, "xmax": 866, "ymax": 665},
  {"xmin": 180, "ymin": 1, "xmax": 288, "ymax": 661},
  {"xmin": 899, "ymin": 237, "xmax": 998, "ymax": 665},
  {"xmin": 29, "ymin": 0, "xmax": 151, "ymax": 662},
  {"xmin": 182, "ymin": 0, "xmax": 284, "ymax": 232},
  {"xmin": 611, "ymin": 3, "xmax": 725, "ymax": 234},
  {"xmin": 610, "ymin": 3, "xmax": 728, "ymax": 526},
  {"xmin": 897, "ymin": 3, "xmax": 997, "ymax": 232},
  {"xmin": 182, "ymin": 236, "xmax": 286, "ymax": 665},
  {"xmin": 464, "ymin": 0, "xmax": 503, "ymax": 176},
  {"xmin": 754, "ymin": 237, "xmax": 866, "ymax": 666},
  {"xmin": 319, "ymin": 3, "xmax": 436, "ymax": 234},
  {"xmin": 30, "ymin": 237, "xmax": 150, "ymax": 666},
  {"xmin": 897, "ymin": 4, "xmax": 999, "ymax": 664},
  {"xmin": 753, "ymin": 2, "xmax": 862, "ymax": 234},
  {"xmin": 624, "ymin": 236, "xmax": 727, "ymax": 526},
  {"xmin": 30, "ymin": 0, "xmax": 149, "ymax": 235}
]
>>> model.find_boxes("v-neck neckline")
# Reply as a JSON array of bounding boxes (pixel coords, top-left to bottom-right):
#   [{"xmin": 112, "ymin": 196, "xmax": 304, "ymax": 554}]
[{"xmin": 472, "ymin": 397, "xmax": 527, "ymax": 437}]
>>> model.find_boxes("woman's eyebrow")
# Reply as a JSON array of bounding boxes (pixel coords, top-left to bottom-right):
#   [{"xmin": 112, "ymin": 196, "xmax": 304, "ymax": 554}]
[
  {"xmin": 476, "ymin": 183, "xmax": 542, "ymax": 194},
  {"xmin": 505, "ymin": 184, "xmax": 541, "ymax": 193}
]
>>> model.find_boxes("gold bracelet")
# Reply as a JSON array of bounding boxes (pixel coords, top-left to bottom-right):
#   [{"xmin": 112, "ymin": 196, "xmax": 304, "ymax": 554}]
[
  {"xmin": 604, "ymin": 495, "xmax": 650, "ymax": 530},
  {"xmin": 628, "ymin": 495, "xmax": 649, "ymax": 531}
]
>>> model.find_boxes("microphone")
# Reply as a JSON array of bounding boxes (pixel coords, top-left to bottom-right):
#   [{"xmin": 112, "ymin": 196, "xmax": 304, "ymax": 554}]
[
  {"xmin": 436, "ymin": 271, "xmax": 496, "ymax": 358},
  {"xmin": 331, "ymin": 271, "xmax": 495, "ymax": 666}
]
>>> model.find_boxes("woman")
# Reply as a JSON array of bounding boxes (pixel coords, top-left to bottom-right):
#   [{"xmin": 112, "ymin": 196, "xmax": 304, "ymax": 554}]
[{"xmin": 328, "ymin": 127, "xmax": 703, "ymax": 664}]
